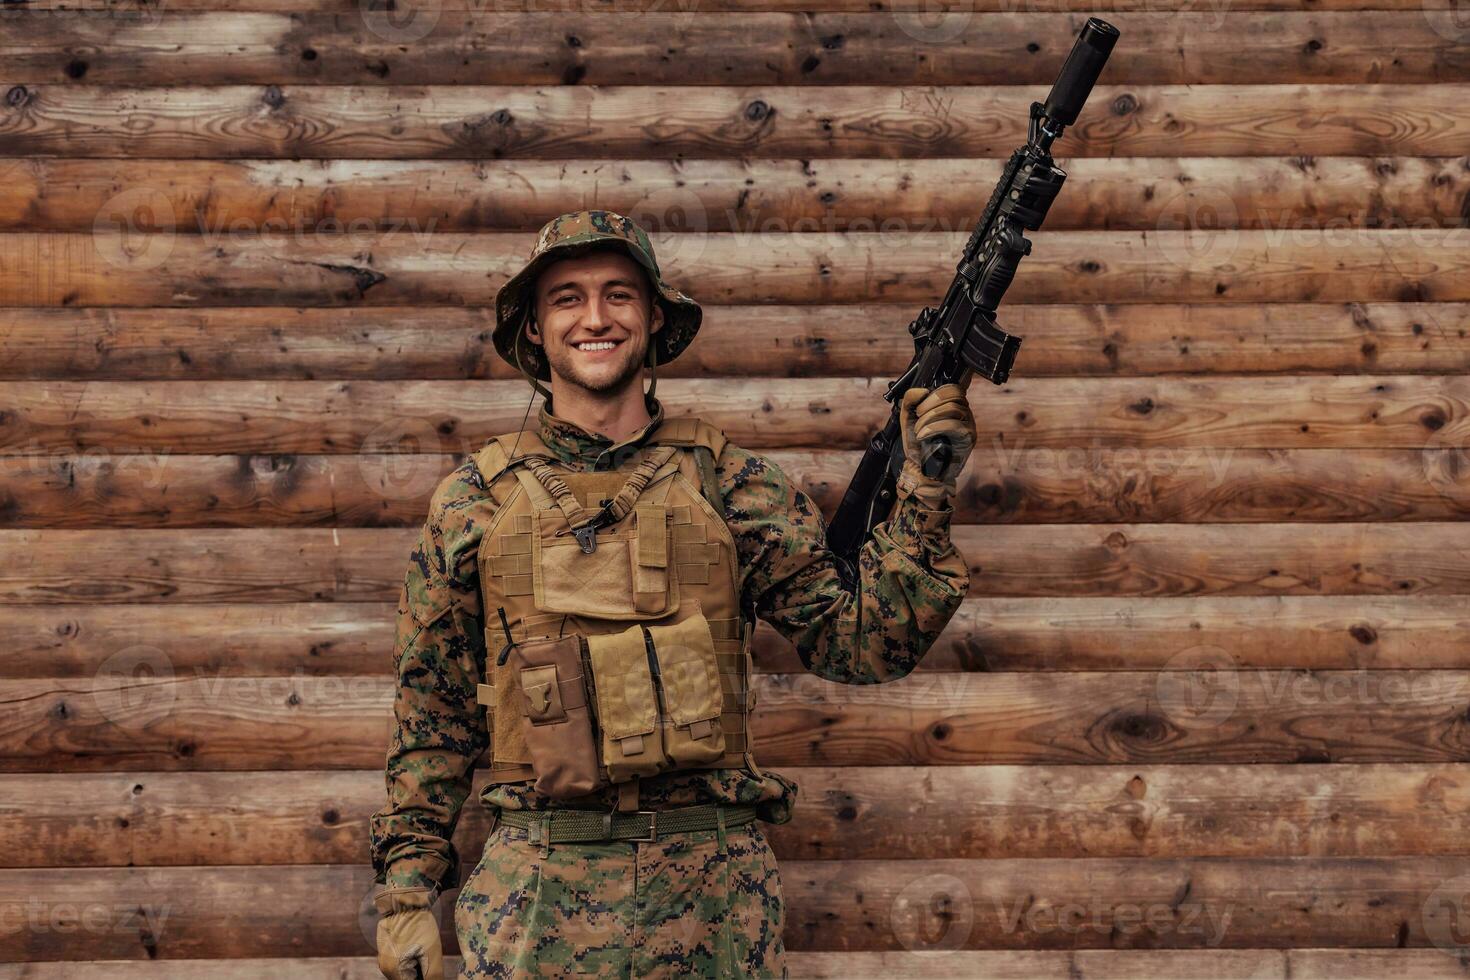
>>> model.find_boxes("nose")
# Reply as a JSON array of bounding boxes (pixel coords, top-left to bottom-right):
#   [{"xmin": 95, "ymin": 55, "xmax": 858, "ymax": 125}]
[{"xmin": 582, "ymin": 294, "xmax": 612, "ymax": 331}]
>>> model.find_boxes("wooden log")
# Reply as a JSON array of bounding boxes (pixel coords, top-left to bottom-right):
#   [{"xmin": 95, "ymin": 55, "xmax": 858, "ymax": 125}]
[
  {"xmin": 6, "ymin": 521, "xmax": 1470, "ymax": 603},
  {"xmin": 2, "ymin": 85, "xmax": 1468, "ymax": 159},
  {"xmin": 1, "ymin": 858, "xmax": 1467, "ymax": 958},
  {"xmin": 3, "ymin": 594, "xmax": 1466, "ymax": 679},
  {"xmin": 4, "ymin": 446, "xmax": 1469, "ymax": 528},
  {"xmin": 12, "ymin": 0, "xmax": 1459, "ymax": 10},
  {"xmin": 2, "ymin": 229, "xmax": 1468, "ymax": 307},
  {"xmin": 7, "ymin": 950, "xmax": 1470, "ymax": 980},
  {"xmin": 2, "ymin": 302, "xmax": 1468, "ymax": 381},
  {"xmin": 6, "ymin": 668, "xmax": 1470, "ymax": 771},
  {"xmin": 1, "ymin": 375, "xmax": 1465, "ymax": 455},
  {"xmin": 3, "ymin": 158, "xmax": 1467, "ymax": 237},
  {"xmin": 1, "ymin": 12, "xmax": 1464, "ymax": 86},
  {"xmin": 3, "ymin": 763, "xmax": 1469, "ymax": 867}
]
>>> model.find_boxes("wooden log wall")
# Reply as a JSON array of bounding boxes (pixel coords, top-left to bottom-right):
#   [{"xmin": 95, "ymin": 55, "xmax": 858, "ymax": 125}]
[{"xmin": 1, "ymin": 0, "xmax": 1469, "ymax": 976}]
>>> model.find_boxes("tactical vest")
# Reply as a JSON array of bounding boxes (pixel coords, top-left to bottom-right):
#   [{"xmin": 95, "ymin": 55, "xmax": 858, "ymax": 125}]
[{"xmin": 471, "ymin": 417, "xmax": 762, "ymax": 810}]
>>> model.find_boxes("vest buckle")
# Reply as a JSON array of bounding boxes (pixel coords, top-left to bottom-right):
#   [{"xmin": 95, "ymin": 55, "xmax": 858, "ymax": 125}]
[{"xmin": 572, "ymin": 523, "xmax": 598, "ymax": 554}]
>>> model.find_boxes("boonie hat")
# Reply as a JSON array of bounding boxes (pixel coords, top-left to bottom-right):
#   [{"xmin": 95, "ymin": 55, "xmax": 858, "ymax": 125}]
[{"xmin": 493, "ymin": 210, "xmax": 703, "ymax": 395}]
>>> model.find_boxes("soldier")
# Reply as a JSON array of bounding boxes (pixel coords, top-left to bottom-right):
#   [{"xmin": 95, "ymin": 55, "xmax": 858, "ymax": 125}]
[{"xmin": 370, "ymin": 210, "xmax": 976, "ymax": 979}]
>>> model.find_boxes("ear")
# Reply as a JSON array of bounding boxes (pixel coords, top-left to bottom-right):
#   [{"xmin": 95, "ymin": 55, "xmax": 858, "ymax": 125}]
[
  {"xmin": 525, "ymin": 312, "xmax": 544, "ymax": 346},
  {"xmin": 649, "ymin": 300, "xmax": 665, "ymax": 336}
]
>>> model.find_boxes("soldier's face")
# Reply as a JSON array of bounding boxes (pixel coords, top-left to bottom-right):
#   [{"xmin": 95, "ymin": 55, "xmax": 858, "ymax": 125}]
[{"xmin": 529, "ymin": 250, "xmax": 665, "ymax": 397}]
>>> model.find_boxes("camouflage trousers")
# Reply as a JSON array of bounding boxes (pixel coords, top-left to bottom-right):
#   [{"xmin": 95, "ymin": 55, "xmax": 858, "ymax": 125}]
[{"xmin": 453, "ymin": 814, "xmax": 788, "ymax": 978}]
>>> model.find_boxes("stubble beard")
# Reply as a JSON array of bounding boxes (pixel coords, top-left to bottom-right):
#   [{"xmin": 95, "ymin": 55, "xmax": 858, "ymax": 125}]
[{"xmin": 544, "ymin": 330, "xmax": 650, "ymax": 397}]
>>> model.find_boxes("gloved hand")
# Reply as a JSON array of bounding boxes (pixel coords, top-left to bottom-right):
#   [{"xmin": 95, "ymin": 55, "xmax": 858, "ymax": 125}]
[
  {"xmin": 375, "ymin": 886, "xmax": 443, "ymax": 980},
  {"xmin": 899, "ymin": 382, "xmax": 977, "ymax": 488}
]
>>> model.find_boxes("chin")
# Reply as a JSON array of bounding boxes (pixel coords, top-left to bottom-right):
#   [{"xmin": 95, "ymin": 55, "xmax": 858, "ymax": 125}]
[{"xmin": 551, "ymin": 352, "xmax": 644, "ymax": 394}]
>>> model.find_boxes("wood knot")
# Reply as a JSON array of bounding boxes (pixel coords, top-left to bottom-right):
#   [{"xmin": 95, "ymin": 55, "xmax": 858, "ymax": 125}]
[{"xmin": 1111, "ymin": 93, "xmax": 1138, "ymax": 116}]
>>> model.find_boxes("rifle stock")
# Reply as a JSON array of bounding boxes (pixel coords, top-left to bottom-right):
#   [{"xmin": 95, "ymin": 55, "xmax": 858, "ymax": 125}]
[{"xmin": 826, "ymin": 18, "xmax": 1119, "ymax": 589}]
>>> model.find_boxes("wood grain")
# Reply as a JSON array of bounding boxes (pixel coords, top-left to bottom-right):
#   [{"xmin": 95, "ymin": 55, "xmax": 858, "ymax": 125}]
[
  {"xmin": 2, "ymin": 375, "xmax": 1466, "ymax": 454},
  {"xmin": 3, "ymin": 157, "xmax": 1466, "ymax": 236},
  {"xmin": 7, "ymin": 950, "xmax": 1470, "ymax": 979},
  {"xmin": 7, "ymin": 522, "xmax": 1470, "ymax": 603},
  {"xmin": 1, "ymin": 858, "xmax": 1468, "ymax": 958},
  {"xmin": 2, "ymin": 764, "xmax": 1468, "ymax": 867},
  {"xmin": 2, "ymin": 86, "xmax": 1468, "ymax": 159},
  {"xmin": 2, "ymin": 13, "xmax": 1465, "ymax": 86},
  {"xmin": 2, "ymin": 302, "xmax": 1468, "ymax": 381},
  {"xmin": 4, "ymin": 446, "xmax": 1469, "ymax": 527},
  {"xmin": 3, "ymin": 594, "xmax": 1466, "ymax": 679},
  {"xmin": 2, "ymin": 229, "xmax": 1468, "ymax": 306},
  {"xmin": 6, "ymin": 668, "xmax": 1470, "ymax": 771}
]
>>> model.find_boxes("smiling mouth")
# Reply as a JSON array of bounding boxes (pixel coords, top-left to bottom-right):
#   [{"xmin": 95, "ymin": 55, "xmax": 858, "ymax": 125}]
[{"xmin": 574, "ymin": 340, "xmax": 623, "ymax": 353}]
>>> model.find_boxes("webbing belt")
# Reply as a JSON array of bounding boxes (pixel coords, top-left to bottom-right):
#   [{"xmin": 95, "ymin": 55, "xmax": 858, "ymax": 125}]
[{"xmin": 495, "ymin": 802, "xmax": 758, "ymax": 844}]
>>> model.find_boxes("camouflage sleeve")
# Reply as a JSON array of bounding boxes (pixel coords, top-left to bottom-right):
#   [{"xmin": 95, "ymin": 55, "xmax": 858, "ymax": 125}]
[
  {"xmin": 369, "ymin": 459, "xmax": 494, "ymax": 895},
  {"xmin": 720, "ymin": 445, "xmax": 970, "ymax": 684}
]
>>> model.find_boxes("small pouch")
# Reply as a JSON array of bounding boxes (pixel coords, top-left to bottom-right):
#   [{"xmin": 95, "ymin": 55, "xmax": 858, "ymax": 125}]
[
  {"xmin": 646, "ymin": 612, "xmax": 726, "ymax": 766},
  {"xmin": 508, "ymin": 635, "xmax": 607, "ymax": 800},
  {"xmin": 586, "ymin": 623, "xmax": 670, "ymax": 781},
  {"xmin": 631, "ymin": 503, "xmax": 671, "ymax": 615},
  {"xmin": 531, "ymin": 510, "xmax": 678, "ymax": 620}
]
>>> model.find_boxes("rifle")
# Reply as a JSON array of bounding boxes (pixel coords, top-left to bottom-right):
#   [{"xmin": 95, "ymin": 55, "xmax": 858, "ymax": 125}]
[{"xmin": 827, "ymin": 17, "xmax": 1119, "ymax": 589}]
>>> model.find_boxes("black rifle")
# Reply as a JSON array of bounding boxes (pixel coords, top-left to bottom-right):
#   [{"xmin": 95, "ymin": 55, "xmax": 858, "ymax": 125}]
[{"xmin": 826, "ymin": 18, "xmax": 1119, "ymax": 589}]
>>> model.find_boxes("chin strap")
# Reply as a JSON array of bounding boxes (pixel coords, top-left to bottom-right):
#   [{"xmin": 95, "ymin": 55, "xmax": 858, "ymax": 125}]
[
  {"xmin": 645, "ymin": 340, "xmax": 658, "ymax": 402},
  {"xmin": 515, "ymin": 326, "xmax": 555, "ymax": 403}
]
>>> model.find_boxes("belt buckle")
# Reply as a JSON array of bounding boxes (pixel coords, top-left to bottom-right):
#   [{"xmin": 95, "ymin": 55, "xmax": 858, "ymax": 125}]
[{"xmin": 629, "ymin": 810, "xmax": 659, "ymax": 843}]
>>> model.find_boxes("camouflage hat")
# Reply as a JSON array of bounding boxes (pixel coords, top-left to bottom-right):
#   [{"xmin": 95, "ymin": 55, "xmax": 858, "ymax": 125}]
[{"xmin": 493, "ymin": 210, "xmax": 702, "ymax": 384}]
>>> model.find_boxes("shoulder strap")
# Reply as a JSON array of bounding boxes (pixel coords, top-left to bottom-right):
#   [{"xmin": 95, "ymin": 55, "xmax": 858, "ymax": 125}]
[{"xmin": 651, "ymin": 417, "xmax": 727, "ymax": 517}]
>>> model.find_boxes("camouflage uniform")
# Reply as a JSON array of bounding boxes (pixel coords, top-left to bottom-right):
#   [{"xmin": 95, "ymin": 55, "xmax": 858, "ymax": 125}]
[{"xmin": 370, "ymin": 211, "xmax": 971, "ymax": 978}]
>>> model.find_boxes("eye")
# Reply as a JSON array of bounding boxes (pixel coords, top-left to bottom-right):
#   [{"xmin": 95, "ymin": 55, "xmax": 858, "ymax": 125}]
[{"xmin": 609, "ymin": 291, "xmax": 631, "ymax": 300}]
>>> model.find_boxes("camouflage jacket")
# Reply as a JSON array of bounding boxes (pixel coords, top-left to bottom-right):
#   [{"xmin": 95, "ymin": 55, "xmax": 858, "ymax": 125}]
[{"xmin": 370, "ymin": 394, "xmax": 970, "ymax": 894}]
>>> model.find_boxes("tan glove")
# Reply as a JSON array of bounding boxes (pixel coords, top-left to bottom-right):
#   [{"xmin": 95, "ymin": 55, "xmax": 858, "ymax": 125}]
[
  {"xmin": 375, "ymin": 887, "xmax": 443, "ymax": 980},
  {"xmin": 899, "ymin": 382, "xmax": 977, "ymax": 489}
]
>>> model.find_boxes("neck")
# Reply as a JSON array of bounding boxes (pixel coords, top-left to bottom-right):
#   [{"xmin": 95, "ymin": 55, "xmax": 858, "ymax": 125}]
[{"xmin": 546, "ymin": 374, "xmax": 652, "ymax": 444}]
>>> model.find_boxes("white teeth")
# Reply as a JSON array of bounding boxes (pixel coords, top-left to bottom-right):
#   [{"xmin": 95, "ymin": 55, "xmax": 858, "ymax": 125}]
[{"xmin": 576, "ymin": 341, "xmax": 618, "ymax": 351}]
